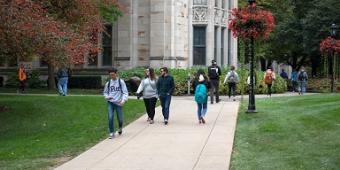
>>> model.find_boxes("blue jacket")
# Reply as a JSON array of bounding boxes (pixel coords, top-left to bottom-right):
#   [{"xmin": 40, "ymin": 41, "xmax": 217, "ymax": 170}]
[{"xmin": 157, "ymin": 75, "xmax": 175, "ymax": 97}]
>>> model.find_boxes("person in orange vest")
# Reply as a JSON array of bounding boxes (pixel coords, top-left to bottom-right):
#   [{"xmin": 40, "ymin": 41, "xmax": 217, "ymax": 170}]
[{"xmin": 18, "ymin": 64, "xmax": 27, "ymax": 93}]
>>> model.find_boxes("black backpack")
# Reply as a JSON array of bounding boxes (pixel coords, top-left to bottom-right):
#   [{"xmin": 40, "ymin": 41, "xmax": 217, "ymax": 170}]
[
  {"xmin": 298, "ymin": 72, "xmax": 306, "ymax": 81},
  {"xmin": 208, "ymin": 67, "xmax": 219, "ymax": 79}
]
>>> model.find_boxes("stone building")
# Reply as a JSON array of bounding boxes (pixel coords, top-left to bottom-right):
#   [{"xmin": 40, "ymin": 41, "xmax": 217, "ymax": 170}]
[{"xmin": 95, "ymin": 0, "xmax": 238, "ymax": 69}]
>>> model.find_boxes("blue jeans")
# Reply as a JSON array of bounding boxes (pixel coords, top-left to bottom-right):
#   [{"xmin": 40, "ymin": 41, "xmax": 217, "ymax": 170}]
[
  {"xmin": 197, "ymin": 102, "xmax": 207, "ymax": 120},
  {"xmin": 299, "ymin": 81, "xmax": 307, "ymax": 94},
  {"xmin": 107, "ymin": 102, "xmax": 123, "ymax": 133},
  {"xmin": 58, "ymin": 77, "xmax": 68, "ymax": 96},
  {"xmin": 159, "ymin": 95, "xmax": 171, "ymax": 120}
]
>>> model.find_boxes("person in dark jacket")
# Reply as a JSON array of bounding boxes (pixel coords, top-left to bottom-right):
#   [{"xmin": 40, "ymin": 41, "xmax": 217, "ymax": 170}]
[
  {"xmin": 156, "ymin": 67, "xmax": 175, "ymax": 125},
  {"xmin": 207, "ymin": 60, "xmax": 222, "ymax": 104}
]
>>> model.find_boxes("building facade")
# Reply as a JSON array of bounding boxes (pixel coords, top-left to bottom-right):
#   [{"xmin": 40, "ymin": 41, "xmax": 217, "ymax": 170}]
[{"xmin": 86, "ymin": 0, "xmax": 238, "ymax": 70}]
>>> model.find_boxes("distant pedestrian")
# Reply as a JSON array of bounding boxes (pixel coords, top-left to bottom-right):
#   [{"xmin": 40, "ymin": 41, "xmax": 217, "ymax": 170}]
[
  {"xmin": 136, "ymin": 68, "xmax": 158, "ymax": 124},
  {"xmin": 193, "ymin": 69, "xmax": 209, "ymax": 124},
  {"xmin": 263, "ymin": 67, "xmax": 276, "ymax": 96},
  {"xmin": 297, "ymin": 68, "xmax": 308, "ymax": 95},
  {"xmin": 18, "ymin": 64, "xmax": 27, "ymax": 93},
  {"xmin": 223, "ymin": 65, "xmax": 240, "ymax": 101},
  {"xmin": 280, "ymin": 69, "xmax": 288, "ymax": 79},
  {"xmin": 103, "ymin": 68, "xmax": 129, "ymax": 139},
  {"xmin": 156, "ymin": 67, "xmax": 175, "ymax": 125},
  {"xmin": 57, "ymin": 66, "xmax": 71, "ymax": 96},
  {"xmin": 291, "ymin": 69, "xmax": 298, "ymax": 92},
  {"xmin": 208, "ymin": 60, "xmax": 222, "ymax": 104}
]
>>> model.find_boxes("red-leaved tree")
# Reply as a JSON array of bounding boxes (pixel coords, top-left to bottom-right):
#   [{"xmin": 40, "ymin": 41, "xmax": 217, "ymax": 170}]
[{"xmin": 0, "ymin": 0, "xmax": 123, "ymax": 89}]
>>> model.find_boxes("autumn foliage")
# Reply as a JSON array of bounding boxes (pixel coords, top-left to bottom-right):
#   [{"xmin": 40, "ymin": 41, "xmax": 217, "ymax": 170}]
[
  {"xmin": 0, "ymin": 0, "xmax": 122, "ymax": 65},
  {"xmin": 228, "ymin": 4, "xmax": 274, "ymax": 39},
  {"xmin": 319, "ymin": 36, "xmax": 340, "ymax": 54}
]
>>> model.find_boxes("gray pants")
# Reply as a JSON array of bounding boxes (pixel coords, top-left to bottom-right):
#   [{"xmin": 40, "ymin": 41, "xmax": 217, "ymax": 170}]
[{"xmin": 209, "ymin": 79, "xmax": 220, "ymax": 103}]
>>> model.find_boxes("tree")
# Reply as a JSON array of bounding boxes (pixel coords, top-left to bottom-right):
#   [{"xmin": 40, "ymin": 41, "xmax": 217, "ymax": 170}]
[{"xmin": 0, "ymin": 0, "xmax": 123, "ymax": 89}]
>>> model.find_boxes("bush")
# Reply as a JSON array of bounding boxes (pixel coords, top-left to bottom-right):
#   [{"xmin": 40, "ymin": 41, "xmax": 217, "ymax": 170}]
[
  {"xmin": 68, "ymin": 76, "xmax": 102, "ymax": 89},
  {"xmin": 27, "ymin": 70, "xmax": 46, "ymax": 88},
  {"xmin": 119, "ymin": 67, "xmax": 287, "ymax": 96},
  {"xmin": 5, "ymin": 73, "xmax": 18, "ymax": 88}
]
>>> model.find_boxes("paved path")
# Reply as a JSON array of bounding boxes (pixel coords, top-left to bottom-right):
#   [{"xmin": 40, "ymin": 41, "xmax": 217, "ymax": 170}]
[{"xmin": 55, "ymin": 97, "xmax": 240, "ymax": 170}]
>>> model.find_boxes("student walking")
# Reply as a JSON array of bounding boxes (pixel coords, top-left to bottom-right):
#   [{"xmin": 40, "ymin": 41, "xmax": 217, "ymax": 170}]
[
  {"xmin": 193, "ymin": 70, "xmax": 209, "ymax": 124},
  {"xmin": 291, "ymin": 69, "xmax": 298, "ymax": 92},
  {"xmin": 208, "ymin": 60, "xmax": 222, "ymax": 104},
  {"xmin": 57, "ymin": 66, "xmax": 71, "ymax": 96},
  {"xmin": 136, "ymin": 68, "xmax": 158, "ymax": 124},
  {"xmin": 156, "ymin": 67, "xmax": 175, "ymax": 125},
  {"xmin": 263, "ymin": 67, "xmax": 276, "ymax": 96},
  {"xmin": 297, "ymin": 68, "xmax": 308, "ymax": 95},
  {"xmin": 223, "ymin": 65, "xmax": 240, "ymax": 101},
  {"xmin": 18, "ymin": 64, "xmax": 27, "ymax": 93},
  {"xmin": 103, "ymin": 68, "xmax": 129, "ymax": 139}
]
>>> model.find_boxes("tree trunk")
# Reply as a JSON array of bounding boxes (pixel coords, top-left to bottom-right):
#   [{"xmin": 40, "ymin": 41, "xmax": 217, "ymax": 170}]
[{"xmin": 47, "ymin": 63, "xmax": 56, "ymax": 90}]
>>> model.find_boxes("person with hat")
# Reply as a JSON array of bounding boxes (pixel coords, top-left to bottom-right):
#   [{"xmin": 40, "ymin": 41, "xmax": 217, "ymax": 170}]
[
  {"xmin": 208, "ymin": 60, "xmax": 221, "ymax": 104},
  {"xmin": 193, "ymin": 69, "xmax": 209, "ymax": 124},
  {"xmin": 103, "ymin": 68, "xmax": 129, "ymax": 139}
]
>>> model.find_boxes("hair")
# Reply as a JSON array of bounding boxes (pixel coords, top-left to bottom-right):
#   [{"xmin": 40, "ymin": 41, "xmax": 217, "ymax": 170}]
[
  {"xmin": 108, "ymin": 67, "xmax": 118, "ymax": 73},
  {"xmin": 148, "ymin": 67, "xmax": 155, "ymax": 80},
  {"xmin": 267, "ymin": 66, "xmax": 272, "ymax": 71},
  {"xmin": 230, "ymin": 65, "xmax": 235, "ymax": 71},
  {"xmin": 195, "ymin": 69, "xmax": 206, "ymax": 82},
  {"xmin": 160, "ymin": 67, "xmax": 168, "ymax": 73}
]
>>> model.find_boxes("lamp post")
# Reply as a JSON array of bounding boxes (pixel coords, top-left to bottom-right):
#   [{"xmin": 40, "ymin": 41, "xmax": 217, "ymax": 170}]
[
  {"xmin": 331, "ymin": 23, "xmax": 337, "ymax": 93},
  {"xmin": 246, "ymin": 0, "xmax": 257, "ymax": 113}
]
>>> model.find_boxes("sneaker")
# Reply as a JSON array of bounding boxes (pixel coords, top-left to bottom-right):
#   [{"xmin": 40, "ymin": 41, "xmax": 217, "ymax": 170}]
[
  {"xmin": 164, "ymin": 119, "xmax": 168, "ymax": 125},
  {"xmin": 149, "ymin": 120, "xmax": 154, "ymax": 124},
  {"xmin": 118, "ymin": 128, "xmax": 123, "ymax": 135},
  {"xmin": 201, "ymin": 118, "xmax": 206, "ymax": 124},
  {"xmin": 216, "ymin": 99, "xmax": 221, "ymax": 103},
  {"xmin": 108, "ymin": 133, "xmax": 114, "ymax": 139},
  {"xmin": 199, "ymin": 119, "xmax": 202, "ymax": 124},
  {"xmin": 147, "ymin": 117, "xmax": 151, "ymax": 122}
]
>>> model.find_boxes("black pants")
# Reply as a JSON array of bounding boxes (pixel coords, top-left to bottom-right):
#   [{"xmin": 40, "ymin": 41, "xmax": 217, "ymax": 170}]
[
  {"xmin": 19, "ymin": 80, "xmax": 26, "ymax": 93},
  {"xmin": 267, "ymin": 84, "xmax": 272, "ymax": 96},
  {"xmin": 228, "ymin": 82, "xmax": 236, "ymax": 98},
  {"xmin": 143, "ymin": 97, "xmax": 157, "ymax": 120},
  {"xmin": 210, "ymin": 79, "xmax": 220, "ymax": 103}
]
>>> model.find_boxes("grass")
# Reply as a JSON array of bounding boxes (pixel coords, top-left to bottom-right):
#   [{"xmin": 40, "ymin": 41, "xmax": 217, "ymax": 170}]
[
  {"xmin": 0, "ymin": 95, "xmax": 146, "ymax": 170},
  {"xmin": 230, "ymin": 94, "xmax": 340, "ymax": 170},
  {"xmin": 0, "ymin": 87, "xmax": 102, "ymax": 95}
]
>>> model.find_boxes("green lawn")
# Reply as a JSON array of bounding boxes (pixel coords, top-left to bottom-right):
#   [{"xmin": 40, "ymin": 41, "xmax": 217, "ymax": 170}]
[
  {"xmin": 230, "ymin": 94, "xmax": 340, "ymax": 170},
  {"xmin": 0, "ymin": 87, "xmax": 102, "ymax": 95},
  {"xmin": 0, "ymin": 95, "xmax": 146, "ymax": 170}
]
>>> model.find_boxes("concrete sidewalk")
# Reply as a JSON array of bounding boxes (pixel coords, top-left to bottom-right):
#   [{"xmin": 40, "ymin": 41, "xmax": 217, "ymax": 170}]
[{"xmin": 56, "ymin": 97, "xmax": 240, "ymax": 170}]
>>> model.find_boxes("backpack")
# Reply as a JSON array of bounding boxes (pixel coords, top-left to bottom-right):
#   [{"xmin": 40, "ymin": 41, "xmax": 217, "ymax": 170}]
[
  {"xmin": 228, "ymin": 71, "xmax": 237, "ymax": 83},
  {"xmin": 298, "ymin": 72, "xmax": 306, "ymax": 81},
  {"xmin": 208, "ymin": 67, "xmax": 219, "ymax": 79},
  {"xmin": 195, "ymin": 84, "xmax": 207, "ymax": 104},
  {"xmin": 264, "ymin": 72, "xmax": 273, "ymax": 84}
]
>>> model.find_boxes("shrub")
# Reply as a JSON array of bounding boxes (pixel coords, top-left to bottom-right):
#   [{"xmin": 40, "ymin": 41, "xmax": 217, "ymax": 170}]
[
  {"xmin": 27, "ymin": 70, "xmax": 46, "ymax": 88},
  {"xmin": 68, "ymin": 76, "xmax": 102, "ymax": 89},
  {"xmin": 120, "ymin": 67, "xmax": 287, "ymax": 96}
]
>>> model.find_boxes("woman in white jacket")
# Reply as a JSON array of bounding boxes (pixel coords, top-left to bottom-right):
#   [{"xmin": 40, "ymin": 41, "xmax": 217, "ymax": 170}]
[{"xmin": 136, "ymin": 68, "xmax": 158, "ymax": 124}]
